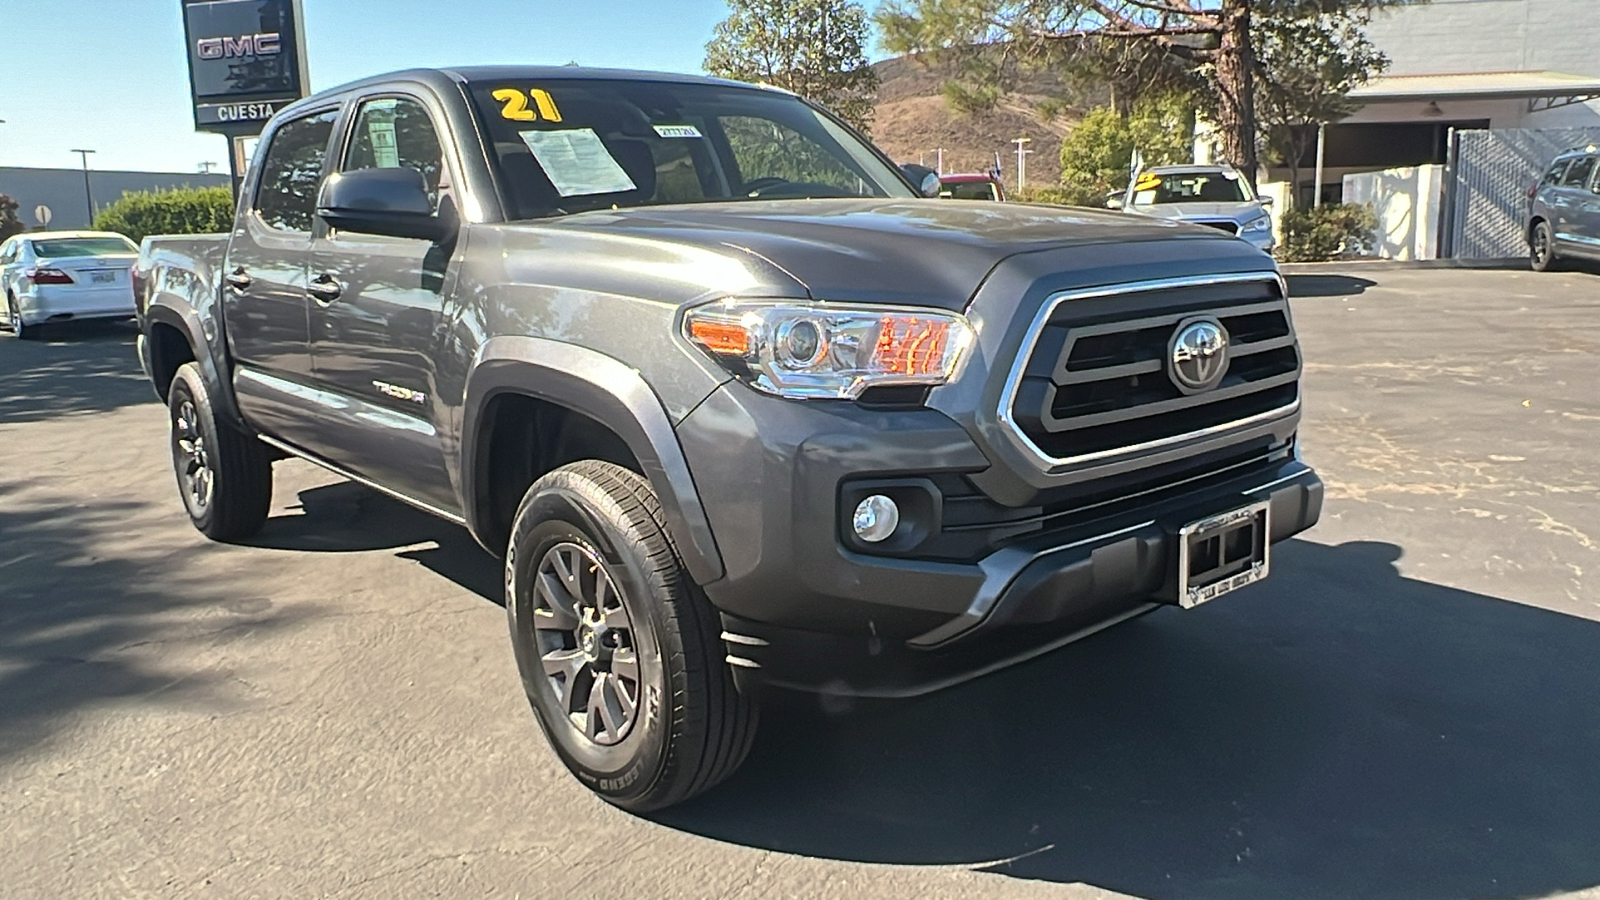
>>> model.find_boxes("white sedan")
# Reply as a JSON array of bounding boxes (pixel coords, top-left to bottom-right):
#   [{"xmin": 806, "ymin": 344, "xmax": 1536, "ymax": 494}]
[{"xmin": 0, "ymin": 231, "xmax": 140, "ymax": 339}]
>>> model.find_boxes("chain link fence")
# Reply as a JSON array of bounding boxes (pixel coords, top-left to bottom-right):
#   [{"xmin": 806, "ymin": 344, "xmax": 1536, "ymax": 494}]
[{"xmin": 1449, "ymin": 127, "xmax": 1600, "ymax": 259}]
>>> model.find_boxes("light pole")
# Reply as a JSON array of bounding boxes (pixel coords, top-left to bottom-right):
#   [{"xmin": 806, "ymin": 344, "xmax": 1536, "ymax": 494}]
[
  {"xmin": 1012, "ymin": 138, "xmax": 1032, "ymax": 192},
  {"xmin": 70, "ymin": 149, "xmax": 96, "ymax": 225}
]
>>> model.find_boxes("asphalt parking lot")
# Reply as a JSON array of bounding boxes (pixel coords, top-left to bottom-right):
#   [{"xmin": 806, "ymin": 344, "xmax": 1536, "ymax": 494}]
[{"xmin": 2, "ymin": 266, "xmax": 1597, "ymax": 900}]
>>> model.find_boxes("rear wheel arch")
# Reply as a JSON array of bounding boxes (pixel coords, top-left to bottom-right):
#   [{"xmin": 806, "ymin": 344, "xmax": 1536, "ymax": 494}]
[
  {"xmin": 143, "ymin": 303, "xmax": 246, "ymax": 428},
  {"xmin": 461, "ymin": 339, "xmax": 724, "ymax": 585},
  {"xmin": 146, "ymin": 317, "xmax": 197, "ymax": 402}
]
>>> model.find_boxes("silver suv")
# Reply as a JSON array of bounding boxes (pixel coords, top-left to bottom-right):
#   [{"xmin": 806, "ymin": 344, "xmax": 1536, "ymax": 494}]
[
  {"xmin": 1528, "ymin": 145, "xmax": 1600, "ymax": 272},
  {"xmin": 1110, "ymin": 164, "xmax": 1276, "ymax": 254}
]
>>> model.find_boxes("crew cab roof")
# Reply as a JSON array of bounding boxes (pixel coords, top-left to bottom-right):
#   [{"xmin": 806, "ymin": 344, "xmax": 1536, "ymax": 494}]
[{"xmin": 280, "ymin": 65, "xmax": 778, "ymax": 117}]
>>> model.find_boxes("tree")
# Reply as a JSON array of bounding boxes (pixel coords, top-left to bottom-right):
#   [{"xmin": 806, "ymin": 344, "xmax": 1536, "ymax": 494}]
[
  {"xmin": 1254, "ymin": 9, "xmax": 1388, "ymax": 206},
  {"xmin": 1057, "ymin": 92, "xmax": 1196, "ymax": 206},
  {"xmin": 0, "ymin": 194, "xmax": 24, "ymax": 243},
  {"xmin": 877, "ymin": 0, "xmax": 1413, "ymax": 185},
  {"xmin": 92, "ymin": 186, "xmax": 235, "ymax": 244},
  {"xmin": 704, "ymin": 0, "xmax": 879, "ymax": 133}
]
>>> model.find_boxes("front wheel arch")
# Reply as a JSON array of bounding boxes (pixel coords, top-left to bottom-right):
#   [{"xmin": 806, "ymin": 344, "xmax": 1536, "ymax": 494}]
[{"xmin": 460, "ymin": 338, "xmax": 725, "ymax": 585}]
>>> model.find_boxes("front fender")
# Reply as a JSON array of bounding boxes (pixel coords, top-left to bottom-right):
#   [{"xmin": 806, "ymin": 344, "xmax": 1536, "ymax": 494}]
[{"xmin": 461, "ymin": 336, "xmax": 725, "ymax": 585}]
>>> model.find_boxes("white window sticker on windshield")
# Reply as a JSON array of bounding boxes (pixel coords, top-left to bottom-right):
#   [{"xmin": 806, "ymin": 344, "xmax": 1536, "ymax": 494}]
[
  {"xmin": 653, "ymin": 124, "xmax": 703, "ymax": 139},
  {"xmin": 519, "ymin": 128, "xmax": 637, "ymax": 197}
]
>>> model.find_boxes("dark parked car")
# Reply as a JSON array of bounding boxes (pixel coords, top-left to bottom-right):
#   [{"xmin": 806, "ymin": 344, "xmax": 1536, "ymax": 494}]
[
  {"xmin": 1528, "ymin": 144, "xmax": 1600, "ymax": 271},
  {"xmin": 135, "ymin": 66, "xmax": 1322, "ymax": 811}
]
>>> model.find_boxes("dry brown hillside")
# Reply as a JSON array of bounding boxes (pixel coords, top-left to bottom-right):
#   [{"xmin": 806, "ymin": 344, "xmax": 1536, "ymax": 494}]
[{"xmin": 869, "ymin": 55, "xmax": 1077, "ymax": 189}]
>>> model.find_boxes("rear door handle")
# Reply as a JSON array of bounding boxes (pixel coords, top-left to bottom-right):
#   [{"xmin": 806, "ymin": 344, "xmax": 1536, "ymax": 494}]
[
  {"xmin": 308, "ymin": 274, "xmax": 344, "ymax": 304},
  {"xmin": 225, "ymin": 268, "xmax": 252, "ymax": 291}
]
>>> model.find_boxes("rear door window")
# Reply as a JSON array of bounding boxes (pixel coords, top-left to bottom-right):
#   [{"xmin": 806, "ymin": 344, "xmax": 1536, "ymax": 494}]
[
  {"xmin": 255, "ymin": 109, "xmax": 339, "ymax": 233},
  {"xmin": 1560, "ymin": 156, "xmax": 1595, "ymax": 189},
  {"xmin": 1542, "ymin": 160, "xmax": 1570, "ymax": 186}
]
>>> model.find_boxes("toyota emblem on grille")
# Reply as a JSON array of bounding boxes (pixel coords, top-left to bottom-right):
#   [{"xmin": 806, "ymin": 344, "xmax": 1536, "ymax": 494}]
[{"xmin": 1168, "ymin": 318, "xmax": 1229, "ymax": 394}]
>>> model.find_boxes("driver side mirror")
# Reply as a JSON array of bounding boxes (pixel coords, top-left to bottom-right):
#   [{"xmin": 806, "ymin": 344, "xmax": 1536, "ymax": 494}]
[
  {"xmin": 1259, "ymin": 196, "xmax": 1275, "ymax": 208},
  {"xmin": 900, "ymin": 163, "xmax": 942, "ymax": 198},
  {"xmin": 1105, "ymin": 194, "xmax": 1125, "ymax": 210},
  {"xmin": 317, "ymin": 167, "xmax": 450, "ymax": 242}
]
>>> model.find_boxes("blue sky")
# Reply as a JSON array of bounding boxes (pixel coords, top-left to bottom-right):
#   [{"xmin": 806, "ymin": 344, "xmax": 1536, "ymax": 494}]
[{"xmin": 0, "ymin": 0, "xmax": 757, "ymax": 172}]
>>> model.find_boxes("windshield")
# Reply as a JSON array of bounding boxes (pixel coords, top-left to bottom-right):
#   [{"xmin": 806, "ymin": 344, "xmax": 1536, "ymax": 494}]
[
  {"xmin": 468, "ymin": 79, "xmax": 914, "ymax": 219},
  {"xmin": 1132, "ymin": 172, "xmax": 1251, "ymax": 206},
  {"xmin": 30, "ymin": 237, "xmax": 138, "ymax": 258}
]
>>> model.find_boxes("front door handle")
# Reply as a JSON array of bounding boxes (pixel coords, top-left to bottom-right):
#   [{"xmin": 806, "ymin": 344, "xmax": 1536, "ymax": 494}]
[
  {"xmin": 225, "ymin": 268, "xmax": 252, "ymax": 291},
  {"xmin": 308, "ymin": 274, "xmax": 344, "ymax": 304}
]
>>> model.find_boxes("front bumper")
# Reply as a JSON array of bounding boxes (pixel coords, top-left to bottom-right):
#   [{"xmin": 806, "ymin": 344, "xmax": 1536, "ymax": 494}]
[{"xmin": 677, "ymin": 382, "xmax": 1321, "ymax": 698}]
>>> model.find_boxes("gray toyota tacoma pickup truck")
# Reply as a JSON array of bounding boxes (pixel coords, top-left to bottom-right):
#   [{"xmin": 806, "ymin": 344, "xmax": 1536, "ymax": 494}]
[{"xmin": 136, "ymin": 66, "xmax": 1322, "ymax": 811}]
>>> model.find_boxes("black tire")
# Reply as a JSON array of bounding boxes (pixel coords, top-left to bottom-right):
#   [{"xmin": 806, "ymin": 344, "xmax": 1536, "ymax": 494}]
[
  {"xmin": 8, "ymin": 293, "xmax": 36, "ymax": 340},
  {"xmin": 1531, "ymin": 220, "xmax": 1560, "ymax": 272},
  {"xmin": 168, "ymin": 362, "xmax": 273, "ymax": 541},
  {"xmin": 505, "ymin": 460, "xmax": 757, "ymax": 812}
]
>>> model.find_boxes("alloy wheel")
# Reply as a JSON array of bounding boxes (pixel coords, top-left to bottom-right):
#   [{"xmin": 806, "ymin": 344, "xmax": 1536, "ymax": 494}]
[
  {"xmin": 1533, "ymin": 227, "xmax": 1551, "ymax": 268},
  {"xmin": 532, "ymin": 542, "xmax": 642, "ymax": 746},
  {"xmin": 174, "ymin": 400, "xmax": 214, "ymax": 511}
]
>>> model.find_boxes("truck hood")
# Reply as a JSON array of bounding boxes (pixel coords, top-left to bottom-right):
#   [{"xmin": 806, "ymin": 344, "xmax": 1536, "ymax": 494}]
[
  {"xmin": 1131, "ymin": 202, "xmax": 1269, "ymax": 224},
  {"xmin": 534, "ymin": 199, "xmax": 1215, "ymax": 309}
]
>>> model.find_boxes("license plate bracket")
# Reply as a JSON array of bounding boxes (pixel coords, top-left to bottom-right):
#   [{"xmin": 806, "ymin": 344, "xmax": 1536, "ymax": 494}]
[{"xmin": 1176, "ymin": 501, "xmax": 1269, "ymax": 609}]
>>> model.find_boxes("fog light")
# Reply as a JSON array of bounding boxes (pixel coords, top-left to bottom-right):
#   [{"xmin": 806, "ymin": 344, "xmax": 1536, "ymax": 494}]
[{"xmin": 852, "ymin": 495, "xmax": 900, "ymax": 543}]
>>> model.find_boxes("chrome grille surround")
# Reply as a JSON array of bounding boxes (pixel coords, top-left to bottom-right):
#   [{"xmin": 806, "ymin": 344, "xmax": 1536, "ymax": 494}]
[{"xmin": 996, "ymin": 272, "xmax": 1300, "ymax": 471}]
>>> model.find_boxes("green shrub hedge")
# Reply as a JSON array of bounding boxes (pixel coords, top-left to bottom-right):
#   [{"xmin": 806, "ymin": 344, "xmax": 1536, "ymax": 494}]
[
  {"xmin": 1280, "ymin": 203, "xmax": 1377, "ymax": 262},
  {"xmin": 93, "ymin": 185, "xmax": 235, "ymax": 244}
]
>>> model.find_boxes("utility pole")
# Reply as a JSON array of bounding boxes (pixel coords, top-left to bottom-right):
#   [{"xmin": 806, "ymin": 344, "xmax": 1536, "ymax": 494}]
[
  {"xmin": 199, "ymin": 161, "xmax": 218, "ymax": 175},
  {"xmin": 934, "ymin": 148, "xmax": 944, "ymax": 175},
  {"xmin": 70, "ymin": 149, "xmax": 96, "ymax": 225},
  {"xmin": 1012, "ymin": 138, "xmax": 1032, "ymax": 192}
]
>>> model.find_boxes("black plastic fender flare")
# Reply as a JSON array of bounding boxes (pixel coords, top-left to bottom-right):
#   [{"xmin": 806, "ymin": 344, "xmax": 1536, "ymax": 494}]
[
  {"xmin": 461, "ymin": 335, "xmax": 725, "ymax": 586},
  {"xmin": 142, "ymin": 301, "xmax": 247, "ymax": 430}
]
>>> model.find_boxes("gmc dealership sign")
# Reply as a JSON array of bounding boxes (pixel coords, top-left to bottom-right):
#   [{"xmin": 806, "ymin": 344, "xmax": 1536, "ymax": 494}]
[{"xmin": 182, "ymin": 0, "xmax": 308, "ymax": 132}]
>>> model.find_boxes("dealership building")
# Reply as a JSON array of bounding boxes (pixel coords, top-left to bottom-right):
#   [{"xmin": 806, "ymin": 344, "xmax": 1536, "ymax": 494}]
[{"xmin": 1248, "ymin": 0, "xmax": 1600, "ymax": 260}]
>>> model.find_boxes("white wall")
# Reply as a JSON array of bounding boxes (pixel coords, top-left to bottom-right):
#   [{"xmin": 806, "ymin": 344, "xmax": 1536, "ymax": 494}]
[
  {"xmin": 1365, "ymin": 0, "xmax": 1600, "ymax": 78},
  {"xmin": 1342, "ymin": 165, "xmax": 1447, "ymax": 260}
]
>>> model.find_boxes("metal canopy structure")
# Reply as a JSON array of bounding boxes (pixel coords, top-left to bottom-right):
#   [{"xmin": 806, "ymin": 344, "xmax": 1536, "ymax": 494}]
[{"xmin": 1349, "ymin": 71, "xmax": 1600, "ymax": 113}]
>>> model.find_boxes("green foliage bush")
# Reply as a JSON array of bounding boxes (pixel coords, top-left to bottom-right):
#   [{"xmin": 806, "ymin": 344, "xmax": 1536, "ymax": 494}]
[
  {"xmin": 93, "ymin": 186, "xmax": 235, "ymax": 244},
  {"xmin": 1279, "ymin": 203, "xmax": 1377, "ymax": 262},
  {"xmin": 0, "ymin": 194, "xmax": 24, "ymax": 242},
  {"xmin": 1012, "ymin": 185, "xmax": 1078, "ymax": 207},
  {"xmin": 1057, "ymin": 93, "xmax": 1195, "ymax": 207}
]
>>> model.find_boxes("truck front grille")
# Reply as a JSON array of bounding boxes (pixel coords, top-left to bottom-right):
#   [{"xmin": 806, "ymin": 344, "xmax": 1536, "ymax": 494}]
[{"xmin": 1003, "ymin": 273, "xmax": 1300, "ymax": 466}]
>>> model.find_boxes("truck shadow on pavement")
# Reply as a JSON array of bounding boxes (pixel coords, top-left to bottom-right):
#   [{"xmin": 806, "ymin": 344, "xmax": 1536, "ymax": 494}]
[
  {"xmin": 0, "ymin": 481, "xmax": 313, "ymax": 762},
  {"xmin": 0, "ymin": 321, "xmax": 152, "ymax": 425},
  {"xmin": 1285, "ymin": 274, "xmax": 1377, "ymax": 298},
  {"xmin": 659, "ymin": 538, "xmax": 1600, "ymax": 900},
  {"xmin": 250, "ymin": 480, "xmax": 505, "ymax": 605}
]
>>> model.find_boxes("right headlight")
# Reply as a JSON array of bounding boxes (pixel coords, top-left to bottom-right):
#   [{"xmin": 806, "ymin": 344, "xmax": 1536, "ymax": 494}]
[
  {"xmin": 683, "ymin": 299, "xmax": 975, "ymax": 400},
  {"xmin": 1243, "ymin": 214, "xmax": 1273, "ymax": 233}
]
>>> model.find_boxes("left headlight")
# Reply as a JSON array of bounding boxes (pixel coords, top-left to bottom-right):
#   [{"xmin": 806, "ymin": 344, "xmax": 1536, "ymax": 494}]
[
  {"xmin": 683, "ymin": 299, "xmax": 975, "ymax": 400},
  {"xmin": 1243, "ymin": 215, "xmax": 1273, "ymax": 233}
]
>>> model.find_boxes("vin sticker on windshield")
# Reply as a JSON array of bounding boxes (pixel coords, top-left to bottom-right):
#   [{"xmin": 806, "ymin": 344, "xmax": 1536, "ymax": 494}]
[{"xmin": 653, "ymin": 124, "xmax": 703, "ymax": 139}]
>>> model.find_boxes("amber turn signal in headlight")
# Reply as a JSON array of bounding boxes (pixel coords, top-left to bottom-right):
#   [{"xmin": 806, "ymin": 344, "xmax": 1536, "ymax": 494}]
[{"xmin": 683, "ymin": 300, "xmax": 975, "ymax": 400}]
